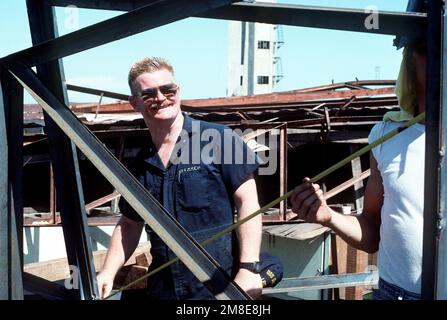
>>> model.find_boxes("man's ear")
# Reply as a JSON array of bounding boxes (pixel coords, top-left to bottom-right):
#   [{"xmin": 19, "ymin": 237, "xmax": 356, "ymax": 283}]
[{"xmin": 129, "ymin": 95, "xmax": 139, "ymax": 111}]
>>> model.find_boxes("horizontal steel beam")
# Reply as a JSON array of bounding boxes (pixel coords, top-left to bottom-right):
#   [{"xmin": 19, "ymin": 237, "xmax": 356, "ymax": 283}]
[
  {"xmin": 67, "ymin": 84, "xmax": 129, "ymax": 101},
  {"xmin": 198, "ymin": 2, "xmax": 426, "ymax": 37},
  {"xmin": 10, "ymin": 64, "xmax": 248, "ymax": 300},
  {"xmin": 0, "ymin": 0, "xmax": 238, "ymax": 67},
  {"xmin": 45, "ymin": 0, "xmax": 160, "ymax": 11},
  {"xmin": 45, "ymin": 0, "xmax": 427, "ymax": 38},
  {"xmin": 262, "ymin": 272, "xmax": 378, "ymax": 294}
]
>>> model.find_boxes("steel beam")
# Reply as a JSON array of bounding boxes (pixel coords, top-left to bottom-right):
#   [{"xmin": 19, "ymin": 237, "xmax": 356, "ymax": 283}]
[
  {"xmin": 0, "ymin": 0, "xmax": 239, "ymax": 67},
  {"xmin": 435, "ymin": 1, "xmax": 447, "ymax": 300},
  {"xmin": 67, "ymin": 84, "xmax": 129, "ymax": 101},
  {"xmin": 279, "ymin": 124, "xmax": 287, "ymax": 219},
  {"xmin": 436, "ymin": 1, "xmax": 447, "ymax": 300},
  {"xmin": 0, "ymin": 69, "xmax": 24, "ymax": 300},
  {"xmin": 49, "ymin": 164, "xmax": 57, "ymax": 224},
  {"xmin": 0, "ymin": 87, "xmax": 9, "ymax": 297},
  {"xmin": 23, "ymin": 272, "xmax": 75, "ymax": 300},
  {"xmin": 45, "ymin": 0, "xmax": 160, "ymax": 11},
  {"xmin": 262, "ymin": 272, "xmax": 378, "ymax": 294},
  {"xmin": 422, "ymin": 0, "xmax": 442, "ymax": 300},
  {"xmin": 198, "ymin": 2, "xmax": 426, "ymax": 37},
  {"xmin": 45, "ymin": 0, "xmax": 426, "ymax": 38},
  {"xmin": 26, "ymin": 0, "xmax": 99, "ymax": 300},
  {"xmin": 10, "ymin": 65, "xmax": 249, "ymax": 300}
]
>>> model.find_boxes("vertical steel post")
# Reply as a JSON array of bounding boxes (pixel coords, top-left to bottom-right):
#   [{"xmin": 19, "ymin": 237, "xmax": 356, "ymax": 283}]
[
  {"xmin": 0, "ymin": 69, "xmax": 24, "ymax": 300},
  {"xmin": 26, "ymin": 0, "xmax": 98, "ymax": 299},
  {"xmin": 436, "ymin": 2, "xmax": 447, "ymax": 300},
  {"xmin": 49, "ymin": 163, "xmax": 57, "ymax": 224},
  {"xmin": 422, "ymin": 0, "xmax": 443, "ymax": 300},
  {"xmin": 279, "ymin": 123, "xmax": 288, "ymax": 219}
]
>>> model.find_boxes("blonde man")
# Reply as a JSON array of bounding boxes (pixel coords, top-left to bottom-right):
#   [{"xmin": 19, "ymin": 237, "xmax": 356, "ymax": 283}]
[{"xmin": 97, "ymin": 57, "xmax": 263, "ymax": 300}]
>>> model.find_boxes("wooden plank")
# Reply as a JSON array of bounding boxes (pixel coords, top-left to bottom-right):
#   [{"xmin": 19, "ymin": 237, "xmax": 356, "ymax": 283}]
[
  {"xmin": 345, "ymin": 246, "xmax": 368, "ymax": 299},
  {"xmin": 85, "ymin": 191, "xmax": 120, "ymax": 214},
  {"xmin": 325, "ymin": 169, "xmax": 371, "ymax": 200},
  {"xmin": 24, "ymin": 242, "xmax": 151, "ymax": 282},
  {"xmin": 350, "ymin": 145, "xmax": 365, "ymax": 213},
  {"xmin": 335, "ymin": 235, "xmax": 348, "ymax": 299},
  {"xmin": 344, "ymin": 145, "xmax": 368, "ymax": 300}
]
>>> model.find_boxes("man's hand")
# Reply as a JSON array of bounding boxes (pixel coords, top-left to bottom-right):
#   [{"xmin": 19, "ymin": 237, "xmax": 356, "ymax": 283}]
[
  {"xmin": 290, "ymin": 177, "xmax": 333, "ymax": 225},
  {"xmin": 96, "ymin": 270, "xmax": 115, "ymax": 300},
  {"xmin": 234, "ymin": 268, "xmax": 263, "ymax": 299}
]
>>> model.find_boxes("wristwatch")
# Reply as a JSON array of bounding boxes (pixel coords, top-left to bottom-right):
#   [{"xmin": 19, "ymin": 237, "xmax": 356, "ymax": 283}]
[{"xmin": 239, "ymin": 261, "xmax": 262, "ymax": 273}]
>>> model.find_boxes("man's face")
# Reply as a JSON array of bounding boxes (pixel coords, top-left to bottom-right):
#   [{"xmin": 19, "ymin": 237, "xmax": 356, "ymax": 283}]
[{"xmin": 131, "ymin": 69, "xmax": 181, "ymax": 122}]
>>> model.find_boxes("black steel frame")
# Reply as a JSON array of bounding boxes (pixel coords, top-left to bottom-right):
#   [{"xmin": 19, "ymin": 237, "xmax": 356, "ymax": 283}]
[{"xmin": 0, "ymin": 0, "xmax": 445, "ymax": 300}]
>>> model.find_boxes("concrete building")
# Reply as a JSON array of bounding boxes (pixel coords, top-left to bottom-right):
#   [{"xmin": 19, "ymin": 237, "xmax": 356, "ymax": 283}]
[{"xmin": 226, "ymin": 0, "xmax": 283, "ymax": 96}]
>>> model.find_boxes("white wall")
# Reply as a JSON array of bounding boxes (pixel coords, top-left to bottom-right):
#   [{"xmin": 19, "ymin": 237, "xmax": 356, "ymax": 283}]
[{"xmin": 23, "ymin": 225, "xmax": 148, "ymax": 263}]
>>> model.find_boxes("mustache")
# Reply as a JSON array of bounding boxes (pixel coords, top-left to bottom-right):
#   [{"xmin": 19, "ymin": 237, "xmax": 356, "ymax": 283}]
[{"xmin": 150, "ymin": 102, "xmax": 172, "ymax": 110}]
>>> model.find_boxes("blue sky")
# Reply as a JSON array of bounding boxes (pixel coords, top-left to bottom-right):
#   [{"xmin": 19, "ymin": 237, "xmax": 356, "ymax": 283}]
[{"xmin": 1, "ymin": 0, "xmax": 408, "ymax": 104}]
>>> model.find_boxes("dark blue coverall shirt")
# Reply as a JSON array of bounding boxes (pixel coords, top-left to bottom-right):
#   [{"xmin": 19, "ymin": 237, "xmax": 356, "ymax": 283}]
[{"xmin": 119, "ymin": 113, "xmax": 260, "ymax": 300}]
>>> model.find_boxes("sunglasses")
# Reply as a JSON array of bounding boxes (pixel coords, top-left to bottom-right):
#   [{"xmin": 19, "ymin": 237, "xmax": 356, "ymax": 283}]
[{"xmin": 137, "ymin": 83, "xmax": 179, "ymax": 102}]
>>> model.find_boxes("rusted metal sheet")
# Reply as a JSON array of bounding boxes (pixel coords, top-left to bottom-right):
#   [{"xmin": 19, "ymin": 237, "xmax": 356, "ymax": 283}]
[{"xmin": 181, "ymin": 87, "xmax": 396, "ymax": 109}]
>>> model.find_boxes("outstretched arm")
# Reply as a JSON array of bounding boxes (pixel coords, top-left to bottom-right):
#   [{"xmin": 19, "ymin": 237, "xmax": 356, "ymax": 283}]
[
  {"xmin": 290, "ymin": 154, "xmax": 383, "ymax": 253},
  {"xmin": 96, "ymin": 215, "xmax": 145, "ymax": 299},
  {"xmin": 233, "ymin": 175, "xmax": 263, "ymax": 298}
]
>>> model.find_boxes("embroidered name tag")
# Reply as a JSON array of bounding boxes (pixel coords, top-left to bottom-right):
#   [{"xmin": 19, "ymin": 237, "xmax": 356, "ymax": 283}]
[{"xmin": 178, "ymin": 165, "xmax": 201, "ymax": 181}]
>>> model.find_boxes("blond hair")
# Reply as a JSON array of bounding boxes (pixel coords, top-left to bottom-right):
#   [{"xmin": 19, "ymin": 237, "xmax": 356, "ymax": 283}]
[{"xmin": 128, "ymin": 57, "xmax": 175, "ymax": 95}]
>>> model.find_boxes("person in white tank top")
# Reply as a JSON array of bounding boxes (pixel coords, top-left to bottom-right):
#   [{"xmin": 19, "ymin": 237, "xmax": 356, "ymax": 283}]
[{"xmin": 289, "ymin": 0, "xmax": 427, "ymax": 300}]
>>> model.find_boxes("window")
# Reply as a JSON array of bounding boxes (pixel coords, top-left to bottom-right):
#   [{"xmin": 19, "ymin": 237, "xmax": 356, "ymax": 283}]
[
  {"xmin": 240, "ymin": 76, "xmax": 243, "ymax": 86},
  {"xmin": 257, "ymin": 41, "xmax": 270, "ymax": 49},
  {"xmin": 257, "ymin": 76, "xmax": 269, "ymax": 85}
]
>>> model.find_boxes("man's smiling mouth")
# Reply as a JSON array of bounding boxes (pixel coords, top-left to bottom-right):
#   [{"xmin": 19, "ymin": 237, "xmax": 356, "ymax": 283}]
[{"xmin": 150, "ymin": 103, "xmax": 172, "ymax": 110}]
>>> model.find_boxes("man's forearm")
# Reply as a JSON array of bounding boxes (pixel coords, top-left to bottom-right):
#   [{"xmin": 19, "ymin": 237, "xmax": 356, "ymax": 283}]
[
  {"xmin": 327, "ymin": 211, "xmax": 380, "ymax": 254},
  {"xmin": 101, "ymin": 217, "xmax": 144, "ymax": 277},
  {"xmin": 234, "ymin": 177, "xmax": 262, "ymax": 262},
  {"xmin": 237, "ymin": 202, "xmax": 262, "ymax": 262}
]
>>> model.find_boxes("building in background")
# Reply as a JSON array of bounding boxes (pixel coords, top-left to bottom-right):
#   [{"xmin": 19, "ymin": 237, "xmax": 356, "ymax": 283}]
[{"xmin": 227, "ymin": 0, "xmax": 284, "ymax": 96}]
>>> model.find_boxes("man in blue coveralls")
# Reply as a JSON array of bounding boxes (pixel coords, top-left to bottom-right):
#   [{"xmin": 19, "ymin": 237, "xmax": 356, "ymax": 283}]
[{"xmin": 97, "ymin": 57, "xmax": 265, "ymax": 300}]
